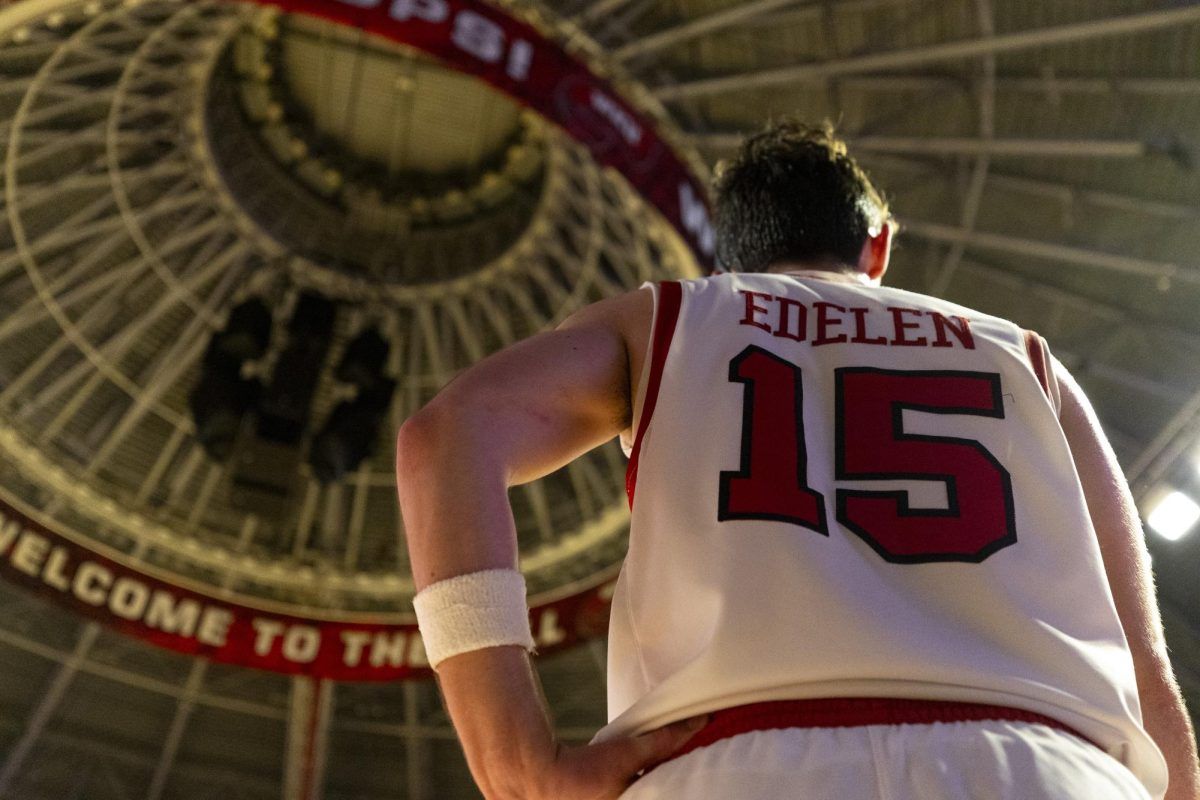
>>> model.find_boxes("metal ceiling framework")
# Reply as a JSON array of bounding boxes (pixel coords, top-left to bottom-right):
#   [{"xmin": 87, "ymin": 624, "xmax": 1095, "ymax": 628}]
[
  {"xmin": 0, "ymin": 0, "xmax": 687, "ymax": 613},
  {"xmin": 0, "ymin": 0, "xmax": 1199, "ymax": 798},
  {"xmin": 650, "ymin": 4, "xmax": 1200, "ymax": 99}
]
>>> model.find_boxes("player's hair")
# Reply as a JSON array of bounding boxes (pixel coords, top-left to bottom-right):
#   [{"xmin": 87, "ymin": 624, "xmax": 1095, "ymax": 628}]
[{"xmin": 712, "ymin": 120, "xmax": 893, "ymax": 273}]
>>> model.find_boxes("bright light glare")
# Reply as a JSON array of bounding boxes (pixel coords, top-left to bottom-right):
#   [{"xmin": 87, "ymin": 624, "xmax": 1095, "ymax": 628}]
[{"xmin": 1147, "ymin": 491, "xmax": 1200, "ymax": 541}]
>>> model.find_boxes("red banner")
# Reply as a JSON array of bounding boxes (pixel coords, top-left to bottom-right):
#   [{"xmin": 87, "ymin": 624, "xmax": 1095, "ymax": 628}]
[
  {"xmin": 238, "ymin": 0, "xmax": 715, "ymax": 268},
  {"xmin": 0, "ymin": 499, "xmax": 616, "ymax": 681}
]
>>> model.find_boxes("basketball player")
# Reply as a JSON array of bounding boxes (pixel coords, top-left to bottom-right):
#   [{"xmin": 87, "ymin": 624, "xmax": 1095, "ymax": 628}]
[{"xmin": 395, "ymin": 122, "xmax": 1199, "ymax": 799}]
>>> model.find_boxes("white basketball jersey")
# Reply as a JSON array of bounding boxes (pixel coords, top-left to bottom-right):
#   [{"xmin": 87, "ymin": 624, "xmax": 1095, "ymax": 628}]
[{"xmin": 594, "ymin": 271, "xmax": 1168, "ymax": 797}]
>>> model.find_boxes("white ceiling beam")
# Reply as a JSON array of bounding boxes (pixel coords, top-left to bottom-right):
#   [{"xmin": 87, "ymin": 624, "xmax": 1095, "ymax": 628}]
[
  {"xmin": 15, "ymin": 222, "xmax": 234, "ymax": 421},
  {"xmin": 15, "ymin": 128, "xmax": 162, "ymax": 170},
  {"xmin": 143, "ymin": 516, "xmax": 257, "ymax": 800},
  {"xmin": 903, "ymin": 220, "xmax": 1199, "ymax": 284},
  {"xmin": 78, "ymin": 250, "xmax": 248, "ymax": 475},
  {"xmin": 566, "ymin": 459, "xmax": 599, "ymax": 520},
  {"xmin": 617, "ymin": 0, "xmax": 923, "ymax": 59},
  {"xmin": 134, "ymin": 424, "xmax": 188, "ymax": 506},
  {"xmin": 0, "ymin": 624, "xmax": 100, "ymax": 796},
  {"xmin": 983, "ymin": 171, "xmax": 1200, "ymax": 221},
  {"xmin": 1055, "ymin": 351, "xmax": 1196, "ymax": 406},
  {"xmin": 146, "ymin": 662, "xmax": 208, "ymax": 800},
  {"xmin": 1095, "ymin": 364, "xmax": 1197, "ymax": 407},
  {"xmin": 404, "ymin": 683, "xmax": 431, "ymax": 800},
  {"xmin": 0, "ymin": 53, "xmax": 137, "ymax": 97},
  {"xmin": 952, "ymin": 262, "xmax": 1200, "ymax": 465},
  {"xmin": 0, "ymin": 90, "xmax": 115, "ymax": 139},
  {"xmin": 0, "ymin": 625, "xmax": 284, "ymax": 720},
  {"xmin": 182, "ymin": 462, "xmax": 223, "ymax": 535},
  {"xmin": 0, "ymin": 186, "xmax": 208, "ymax": 276},
  {"xmin": 18, "ymin": 160, "xmax": 189, "ymax": 209},
  {"xmin": 613, "ymin": 0, "xmax": 799, "ymax": 61},
  {"xmin": 0, "ymin": 203, "xmax": 218, "ymax": 355},
  {"xmin": 166, "ymin": 446, "xmax": 206, "ymax": 508},
  {"xmin": 0, "ymin": 172, "xmax": 202, "ymax": 282},
  {"xmin": 343, "ymin": 463, "xmax": 372, "ymax": 571},
  {"xmin": 291, "ymin": 480, "xmax": 321, "ymax": 558},
  {"xmin": 0, "ymin": 38, "xmax": 59, "ymax": 62},
  {"xmin": 77, "ymin": 322, "xmax": 206, "ymax": 469},
  {"xmin": 0, "ymin": 510, "xmax": 140, "ymax": 800},
  {"xmin": 741, "ymin": 0, "xmax": 924, "ymax": 28},
  {"xmin": 692, "ymin": 133, "xmax": 1149, "ymax": 159},
  {"xmin": 0, "ymin": 718, "xmax": 281, "ymax": 797},
  {"xmin": 953, "ymin": 260, "xmax": 1200, "ymax": 354},
  {"xmin": 929, "ymin": 0, "xmax": 995, "ymax": 298},
  {"xmin": 857, "ymin": 151, "xmax": 1200, "ymax": 222},
  {"xmin": 522, "ymin": 480, "xmax": 558, "ymax": 544},
  {"xmin": 568, "ymin": 0, "xmax": 638, "ymax": 26},
  {"xmin": 0, "ymin": 253, "xmax": 144, "ymax": 348},
  {"xmin": 655, "ymin": 5, "xmax": 1200, "ymax": 101},
  {"xmin": 1129, "ymin": 389, "xmax": 1200, "ymax": 494},
  {"xmin": 0, "ymin": 0, "xmax": 90, "ymax": 31},
  {"xmin": 835, "ymin": 74, "xmax": 1200, "ymax": 96},
  {"xmin": 284, "ymin": 678, "xmax": 334, "ymax": 800}
]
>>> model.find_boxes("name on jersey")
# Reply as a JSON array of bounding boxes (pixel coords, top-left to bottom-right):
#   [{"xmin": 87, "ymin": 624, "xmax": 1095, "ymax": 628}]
[{"xmin": 738, "ymin": 290, "xmax": 975, "ymax": 349}]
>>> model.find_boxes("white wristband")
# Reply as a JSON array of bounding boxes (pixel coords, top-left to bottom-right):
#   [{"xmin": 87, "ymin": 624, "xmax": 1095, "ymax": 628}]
[{"xmin": 412, "ymin": 569, "xmax": 536, "ymax": 669}]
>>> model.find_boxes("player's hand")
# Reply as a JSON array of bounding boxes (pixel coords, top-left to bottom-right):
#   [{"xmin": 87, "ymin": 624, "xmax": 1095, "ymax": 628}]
[{"xmin": 525, "ymin": 715, "xmax": 708, "ymax": 800}]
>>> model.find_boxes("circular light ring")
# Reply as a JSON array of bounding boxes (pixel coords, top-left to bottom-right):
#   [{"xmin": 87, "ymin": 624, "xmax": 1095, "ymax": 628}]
[
  {"xmin": 229, "ymin": 13, "xmax": 546, "ymax": 229},
  {"xmin": 239, "ymin": 0, "xmax": 717, "ymax": 270}
]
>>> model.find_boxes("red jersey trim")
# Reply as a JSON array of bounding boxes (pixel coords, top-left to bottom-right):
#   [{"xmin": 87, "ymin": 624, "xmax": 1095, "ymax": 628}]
[
  {"xmin": 626, "ymin": 281, "xmax": 683, "ymax": 508},
  {"xmin": 1023, "ymin": 329, "xmax": 1051, "ymax": 400}
]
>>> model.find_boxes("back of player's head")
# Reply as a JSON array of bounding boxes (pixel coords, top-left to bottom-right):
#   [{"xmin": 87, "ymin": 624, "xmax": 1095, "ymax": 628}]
[{"xmin": 712, "ymin": 120, "xmax": 891, "ymax": 273}]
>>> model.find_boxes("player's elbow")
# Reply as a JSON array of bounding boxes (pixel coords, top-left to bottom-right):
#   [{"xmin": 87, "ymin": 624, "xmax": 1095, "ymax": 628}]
[
  {"xmin": 397, "ymin": 390, "xmax": 519, "ymax": 490},
  {"xmin": 395, "ymin": 400, "xmax": 490, "ymax": 476},
  {"xmin": 395, "ymin": 404, "xmax": 451, "ymax": 477}
]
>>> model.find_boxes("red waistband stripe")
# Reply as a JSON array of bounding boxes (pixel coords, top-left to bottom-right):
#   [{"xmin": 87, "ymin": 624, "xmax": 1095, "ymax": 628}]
[{"xmin": 655, "ymin": 697, "xmax": 1100, "ymax": 769}]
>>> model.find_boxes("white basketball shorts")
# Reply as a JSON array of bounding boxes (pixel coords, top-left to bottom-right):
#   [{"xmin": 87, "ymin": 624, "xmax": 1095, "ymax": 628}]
[{"xmin": 620, "ymin": 720, "xmax": 1153, "ymax": 800}]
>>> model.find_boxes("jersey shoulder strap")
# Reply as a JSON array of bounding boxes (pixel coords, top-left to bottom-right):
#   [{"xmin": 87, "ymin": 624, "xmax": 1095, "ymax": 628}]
[
  {"xmin": 1021, "ymin": 329, "xmax": 1061, "ymax": 415},
  {"xmin": 625, "ymin": 280, "xmax": 682, "ymax": 507}
]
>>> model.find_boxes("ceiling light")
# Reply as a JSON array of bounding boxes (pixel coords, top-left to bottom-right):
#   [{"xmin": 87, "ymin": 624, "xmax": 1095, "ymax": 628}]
[{"xmin": 1146, "ymin": 490, "xmax": 1200, "ymax": 541}]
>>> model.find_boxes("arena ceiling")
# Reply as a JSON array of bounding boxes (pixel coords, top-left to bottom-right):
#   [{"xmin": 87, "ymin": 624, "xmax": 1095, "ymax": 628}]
[{"xmin": 1, "ymin": 0, "xmax": 1199, "ymax": 798}]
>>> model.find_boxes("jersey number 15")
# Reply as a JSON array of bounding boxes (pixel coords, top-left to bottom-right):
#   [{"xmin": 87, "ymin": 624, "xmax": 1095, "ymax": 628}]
[{"xmin": 718, "ymin": 346, "xmax": 1017, "ymax": 564}]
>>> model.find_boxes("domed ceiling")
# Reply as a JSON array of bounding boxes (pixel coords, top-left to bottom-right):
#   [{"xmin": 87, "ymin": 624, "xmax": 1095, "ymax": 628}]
[{"xmin": 0, "ymin": 0, "xmax": 1198, "ymax": 798}]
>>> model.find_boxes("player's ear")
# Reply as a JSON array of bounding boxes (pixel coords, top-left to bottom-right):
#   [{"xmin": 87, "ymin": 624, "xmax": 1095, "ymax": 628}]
[{"xmin": 857, "ymin": 222, "xmax": 892, "ymax": 283}]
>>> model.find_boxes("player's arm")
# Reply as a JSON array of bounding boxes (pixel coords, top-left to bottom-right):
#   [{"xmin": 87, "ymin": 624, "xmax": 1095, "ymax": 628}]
[
  {"xmin": 395, "ymin": 287, "xmax": 701, "ymax": 800},
  {"xmin": 1057, "ymin": 363, "xmax": 1200, "ymax": 800}
]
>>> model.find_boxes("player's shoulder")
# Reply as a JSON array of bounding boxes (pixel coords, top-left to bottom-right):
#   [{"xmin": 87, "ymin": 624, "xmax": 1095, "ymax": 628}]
[
  {"xmin": 557, "ymin": 284, "xmax": 655, "ymax": 370},
  {"xmin": 560, "ymin": 283, "xmax": 654, "ymax": 329}
]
